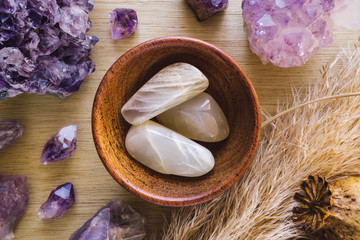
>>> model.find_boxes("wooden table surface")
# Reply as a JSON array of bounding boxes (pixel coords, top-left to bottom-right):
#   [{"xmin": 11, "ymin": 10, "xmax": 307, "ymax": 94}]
[{"xmin": 0, "ymin": 1, "xmax": 359, "ymax": 239}]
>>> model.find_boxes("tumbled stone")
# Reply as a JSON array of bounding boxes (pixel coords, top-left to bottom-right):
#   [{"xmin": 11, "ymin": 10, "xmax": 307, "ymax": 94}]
[
  {"xmin": 242, "ymin": 0, "xmax": 335, "ymax": 67},
  {"xmin": 0, "ymin": 120, "xmax": 23, "ymax": 151},
  {"xmin": 121, "ymin": 63, "xmax": 209, "ymax": 125},
  {"xmin": 41, "ymin": 125, "xmax": 77, "ymax": 165},
  {"xmin": 38, "ymin": 182, "xmax": 75, "ymax": 221},
  {"xmin": 186, "ymin": 0, "xmax": 229, "ymax": 21},
  {"xmin": 109, "ymin": 8, "xmax": 138, "ymax": 39},
  {"xmin": 69, "ymin": 200, "xmax": 145, "ymax": 240},
  {"xmin": 0, "ymin": 175, "xmax": 29, "ymax": 240},
  {"xmin": 125, "ymin": 120, "xmax": 215, "ymax": 177},
  {"xmin": 158, "ymin": 92, "xmax": 229, "ymax": 142}
]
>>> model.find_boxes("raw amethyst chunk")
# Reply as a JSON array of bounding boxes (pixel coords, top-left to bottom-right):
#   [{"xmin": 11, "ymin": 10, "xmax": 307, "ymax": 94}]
[
  {"xmin": 242, "ymin": 0, "xmax": 335, "ymax": 67},
  {"xmin": 185, "ymin": 0, "xmax": 229, "ymax": 21},
  {"xmin": 109, "ymin": 8, "xmax": 138, "ymax": 40},
  {"xmin": 41, "ymin": 125, "xmax": 77, "ymax": 165},
  {"xmin": 0, "ymin": 175, "xmax": 29, "ymax": 240},
  {"xmin": 69, "ymin": 200, "xmax": 146, "ymax": 240},
  {"xmin": 0, "ymin": 120, "xmax": 23, "ymax": 151},
  {"xmin": 0, "ymin": 0, "xmax": 98, "ymax": 100},
  {"xmin": 38, "ymin": 182, "xmax": 75, "ymax": 221}
]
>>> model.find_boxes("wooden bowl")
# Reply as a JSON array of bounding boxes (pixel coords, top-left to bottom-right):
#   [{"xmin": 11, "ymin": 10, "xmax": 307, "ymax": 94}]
[{"xmin": 92, "ymin": 37, "xmax": 261, "ymax": 207}]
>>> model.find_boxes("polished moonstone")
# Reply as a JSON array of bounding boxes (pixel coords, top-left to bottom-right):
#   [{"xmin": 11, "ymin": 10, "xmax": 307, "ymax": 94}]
[
  {"xmin": 69, "ymin": 200, "xmax": 145, "ymax": 240},
  {"xmin": 157, "ymin": 92, "xmax": 229, "ymax": 142},
  {"xmin": 0, "ymin": 175, "xmax": 29, "ymax": 240},
  {"xmin": 41, "ymin": 125, "xmax": 77, "ymax": 165},
  {"xmin": 0, "ymin": 120, "xmax": 23, "ymax": 151},
  {"xmin": 121, "ymin": 63, "xmax": 209, "ymax": 125},
  {"xmin": 186, "ymin": 0, "xmax": 229, "ymax": 21},
  {"xmin": 242, "ymin": 0, "xmax": 335, "ymax": 67},
  {"xmin": 109, "ymin": 8, "xmax": 138, "ymax": 39},
  {"xmin": 125, "ymin": 120, "xmax": 215, "ymax": 177},
  {"xmin": 38, "ymin": 182, "xmax": 75, "ymax": 221}
]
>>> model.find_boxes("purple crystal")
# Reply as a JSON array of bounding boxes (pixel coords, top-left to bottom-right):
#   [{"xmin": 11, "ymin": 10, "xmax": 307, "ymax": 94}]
[
  {"xmin": 0, "ymin": 175, "xmax": 29, "ymax": 240},
  {"xmin": 185, "ymin": 0, "xmax": 229, "ymax": 21},
  {"xmin": 59, "ymin": 6, "xmax": 88, "ymax": 37},
  {"xmin": 69, "ymin": 200, "xmax": 146, "ymax": 240},
  {"xmin": 242, "ymin": 0, "xmax": 335, "ymax": 67},
  {"xmin": 0, "ymin": 0, "xmax": 98, "ymax": 100},
  {"xmin": 109, "ymin": 8, "xmax": 138, "ymax": 40},
  {"xmin": 41, "ymin": 125, "xmax": 77, "ymax": 165},
  {"xmin": 0, "ymin": 120, "xmax": 23, "ymax": 151},
  {"xmin": 38, "ymin": 182, "xmax": 75, "ymax": 221},
  {"xmin": 331, "ymin": 0, "xmax": 360, "ymax": 30}
]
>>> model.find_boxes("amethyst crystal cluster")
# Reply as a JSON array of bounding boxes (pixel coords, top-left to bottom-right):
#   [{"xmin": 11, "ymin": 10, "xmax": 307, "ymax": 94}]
[
  {"xmin": 0, "ymin": 0, "xmax": 98, "ymax": 100},
  {"xmin": 242, "ymin": 0, "xmax": 335, "ymax": 67},
  {"xmin": 186, "ymin": 0, "xmax": 229, "ymax": 21},
  {"xmin": 0, "ymin": 175, "xmax": 29, "ymax": 240},
  {"xmin": 0, "ymin": 121, "xmax": 23, "ymax": 151},
  {"xmin": 109, "ymin": 8, "xmax": 138, "ymax": 40},
  {"xmin": 69, "ymin": 200, "xmax": 146, "ymax": 240},
  {"xmin": 38, "ymin": 182, "xmax": 75, "ymax": 221}
]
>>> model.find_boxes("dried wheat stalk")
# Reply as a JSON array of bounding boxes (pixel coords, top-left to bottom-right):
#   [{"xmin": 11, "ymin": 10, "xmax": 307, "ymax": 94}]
[{"xmin": 160, "ymin": 44, "xmax": 360, "ymax": 240}]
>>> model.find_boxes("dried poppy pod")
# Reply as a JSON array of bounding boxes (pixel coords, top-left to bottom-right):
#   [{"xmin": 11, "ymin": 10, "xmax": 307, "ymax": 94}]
[{"xmin": 293, "ymin": 176, "xmax": 360, "ymax": 239}]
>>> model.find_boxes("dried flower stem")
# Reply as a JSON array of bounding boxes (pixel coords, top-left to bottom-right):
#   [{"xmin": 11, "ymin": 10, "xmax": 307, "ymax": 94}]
[
  {"xmin": 160, "ymin": 45, "xmax": 360, "ymax": 240},
  {"xmin": 262, "ymin": 92, "xmax": 360, "ymax": 128}
]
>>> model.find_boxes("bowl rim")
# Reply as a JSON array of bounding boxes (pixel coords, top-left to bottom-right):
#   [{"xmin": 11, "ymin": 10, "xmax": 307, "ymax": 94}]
[{"xmin": 92, "ymin": 36, "xmax": 261, "ymax": 207}]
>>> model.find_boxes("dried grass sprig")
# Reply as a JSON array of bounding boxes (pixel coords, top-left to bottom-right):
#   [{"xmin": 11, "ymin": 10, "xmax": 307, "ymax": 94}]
[{"xmin": 160, "ymin": 44, "xmax": 360, "ymax": 240}]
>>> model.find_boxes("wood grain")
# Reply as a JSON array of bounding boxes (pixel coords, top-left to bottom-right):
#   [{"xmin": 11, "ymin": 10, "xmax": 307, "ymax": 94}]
[{"xmin": 0, "ymin": 0, "xmax": 358, "ymax": 239}]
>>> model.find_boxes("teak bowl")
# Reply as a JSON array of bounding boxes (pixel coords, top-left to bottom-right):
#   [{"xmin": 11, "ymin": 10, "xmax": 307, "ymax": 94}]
[{"xmin": 92, "ymin": 37, "xmax": 261, "ymax": 207}]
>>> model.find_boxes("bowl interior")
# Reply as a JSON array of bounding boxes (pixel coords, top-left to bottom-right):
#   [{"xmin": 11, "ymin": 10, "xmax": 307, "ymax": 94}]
[{"xmin": 92, "ymin": 37, "xmax": 261, "ymax": 207}]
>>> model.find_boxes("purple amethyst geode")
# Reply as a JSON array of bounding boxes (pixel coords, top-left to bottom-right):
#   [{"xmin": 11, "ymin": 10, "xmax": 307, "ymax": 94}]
[
  {"xmin": 186, "ymin": 0, "xmax": 229, "ymax": 21},
  {"xmin": 38, "ymin": 182, "xmax": 75, "ymax": 221},
  {"xmin": 242, "ymin": 0, "xmax": 335, "ymax": 67},
  {"xmin": 41, "ymin": 125, "xmax": 77, "ymax": 165},
  {"xmin": 0, "ymin": 175, "xmax": 29, "ymax": 240},
  {"xmin": 0, "ymin": 0, "xmax": 98, "ymax": 100}
]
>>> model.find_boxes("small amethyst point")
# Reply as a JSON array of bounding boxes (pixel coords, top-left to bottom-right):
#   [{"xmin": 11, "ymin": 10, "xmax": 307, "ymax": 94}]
[
  {"xmin": 0, "ymin": 175, "xmax": 29, "ymax": 240},
  {"xmin": 109, "ymin": 8, "xmax": 138, "ymax": 40},
  {"xmin": 185, "ymin": 0, "xmax": 229, "ymax": 21},
  {"xmin": 38, "ymin": 182, "xmax": 75, "ymax": 221},
  {"xmin": 0, "ymin": 121, "xmax": 23, "ymax": 151},
  {"xmin": 41, "ymin": 125, "xmax": 77, "ymax": 165},
  {"xmin": 69, "ymin": 200, "xmax": 146, "ymax": 240}
]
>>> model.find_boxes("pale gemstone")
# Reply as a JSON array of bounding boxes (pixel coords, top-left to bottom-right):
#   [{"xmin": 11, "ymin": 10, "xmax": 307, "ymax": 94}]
[
  {"xmin": 332, "ymin": 0, "xmax": 360, "ymax": 30},
  {"xmin": 125, "ymin": 120, "xmax": 214, "ymax": 177},
  {"xmin": 157, "ymin": 92, "xmax": 229, "ymax": 142},
  {"xmin": 121, "ymin": 63, "xmax": 209, "ymax": 125}
]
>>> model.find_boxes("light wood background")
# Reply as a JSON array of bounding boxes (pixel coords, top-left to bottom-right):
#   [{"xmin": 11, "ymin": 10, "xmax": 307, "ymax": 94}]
[{"xmin": 0, "ymin": 1, "xmax": 358, "ymax": 239}]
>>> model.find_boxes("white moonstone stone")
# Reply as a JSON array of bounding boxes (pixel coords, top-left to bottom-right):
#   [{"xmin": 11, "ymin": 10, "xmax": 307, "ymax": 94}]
[
  {"xmin": 121, "ymin": 62, "xmax": 209, "ymax": 125},
  {"xmin": 157, "ymin": 92, "xmax": 230, "ymax": 142},
  {"xmin": 125, "ymin": 120, "xmax": 214, "ymax": 177}
]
